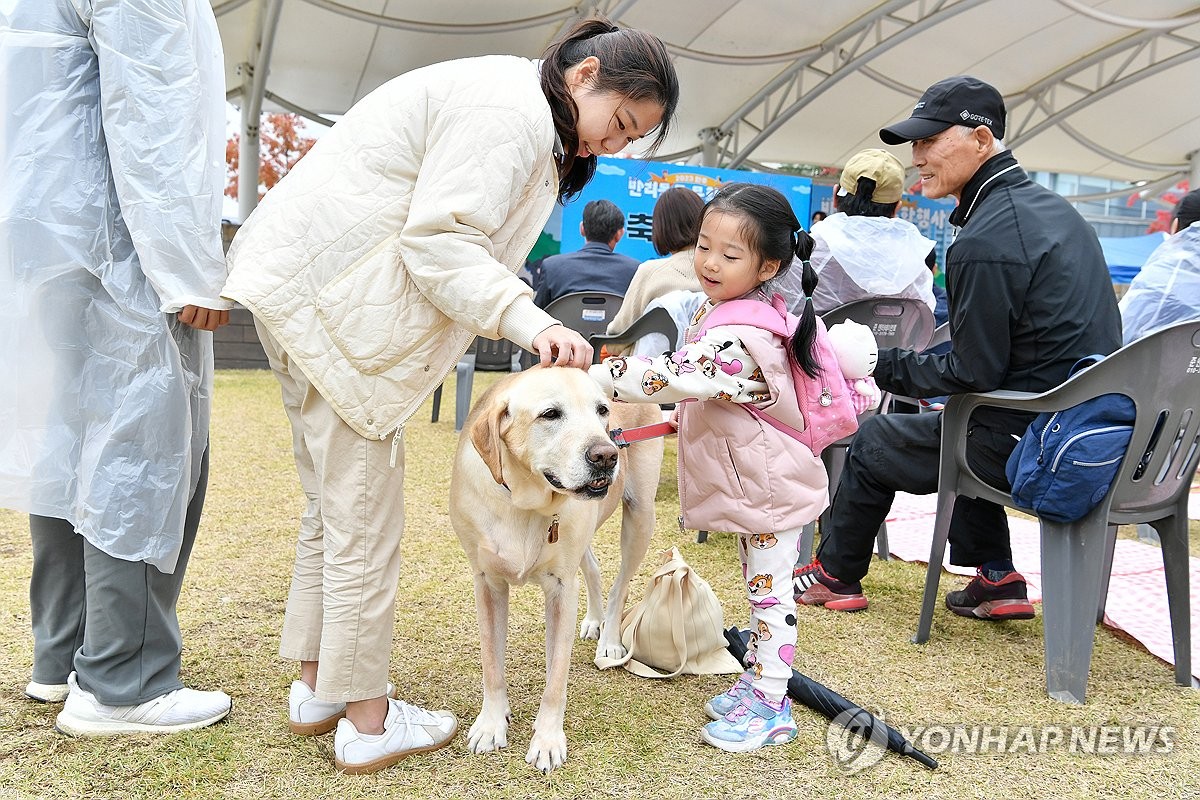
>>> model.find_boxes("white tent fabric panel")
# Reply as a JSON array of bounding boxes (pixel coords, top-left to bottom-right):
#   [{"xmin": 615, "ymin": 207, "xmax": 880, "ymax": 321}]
[{"xmin": 214, "ymin": 0, "xmax": 1200, "ymax": 190}]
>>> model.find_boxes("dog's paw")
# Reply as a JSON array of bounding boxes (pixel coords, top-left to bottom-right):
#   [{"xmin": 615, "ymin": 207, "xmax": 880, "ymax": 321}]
[
  {"xmin": 467, "ymin": 712, "xmax": 509, "ymax": 754},
  {"xmin": 595, "ymin": 637, "xmax": 628, "ymax": 662},
  {"xmin": 526, "ymin": 728, "xmax": 568, "ymax": 773},
  {"xmin": 578, "ymin": 617, "xmax": 602, "ymax": 641}
]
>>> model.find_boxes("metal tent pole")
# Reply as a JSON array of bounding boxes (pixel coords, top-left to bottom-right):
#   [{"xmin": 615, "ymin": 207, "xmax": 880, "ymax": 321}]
[{"xmin": 237, "ymin": 0, "xmax": 284, "ymax": 222}]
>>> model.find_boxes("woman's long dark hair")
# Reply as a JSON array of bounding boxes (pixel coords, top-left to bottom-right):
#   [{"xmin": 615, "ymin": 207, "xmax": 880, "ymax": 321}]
[
  {"xmin": 701, "ymin": 182, "xmax": 821, "ymax": 377},
  {"xmin": 540, "ymin": 17, "xmax": 679, "ymax": 203},
  {"xmin": 651, "ymin": 186, "xmax": 704, "ymax": 255}
]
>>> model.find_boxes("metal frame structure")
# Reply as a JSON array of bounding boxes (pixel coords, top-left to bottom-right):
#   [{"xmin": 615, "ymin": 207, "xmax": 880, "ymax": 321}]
[{"xmin": 215, "ymin": 0, "xmax": 1200, "ymax": 219}]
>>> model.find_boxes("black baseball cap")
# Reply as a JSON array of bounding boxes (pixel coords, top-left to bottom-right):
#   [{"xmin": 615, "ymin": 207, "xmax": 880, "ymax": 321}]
[{"xmin": 880, "ymin": 76, "xmax": 1006, "ymax": 145}]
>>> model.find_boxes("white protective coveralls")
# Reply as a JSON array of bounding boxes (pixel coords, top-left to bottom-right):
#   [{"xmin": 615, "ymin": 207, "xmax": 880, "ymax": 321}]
[
  {"xmin": 0, "ymin": 0, "xmax": 230, "ymax": 572},
  {"xmin": 802, "ymin": 211, "xmax": 936, "ymax": 315},
  {"xmin": 1118, "ymin": 222, "xmax": 1200, "ymax": 345}
]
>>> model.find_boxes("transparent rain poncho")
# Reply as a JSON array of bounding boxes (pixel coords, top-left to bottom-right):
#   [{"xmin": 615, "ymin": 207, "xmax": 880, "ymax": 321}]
[
  {"xmin": 0, "ymin": 0, "xmax": 230, "ymax": 572},
  {"xmin": 1118, "ymin": 223, "xmax": 1200, "ymax": 345},
  {"xmin": 802, "ymin": 212, "xmax": 936, "ymax": 315}
]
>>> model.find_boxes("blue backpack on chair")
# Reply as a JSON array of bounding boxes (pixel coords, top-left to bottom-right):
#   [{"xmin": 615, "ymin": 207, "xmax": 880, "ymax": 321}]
[{"xmin": 1005, "ymin": 356, "xmax": 1136, "ymax": 523}]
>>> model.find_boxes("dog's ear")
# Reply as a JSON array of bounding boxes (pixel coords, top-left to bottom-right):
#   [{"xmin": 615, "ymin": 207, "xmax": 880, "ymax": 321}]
[{"xmin": 469, "ymin": 393, "xmax": 508, "ymax": 486}]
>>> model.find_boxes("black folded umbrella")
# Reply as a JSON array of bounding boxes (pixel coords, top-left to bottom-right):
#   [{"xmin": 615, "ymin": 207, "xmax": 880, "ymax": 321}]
[{"xmin": 724, "ymin": 626, "xmax": 937, "ymax": 770}]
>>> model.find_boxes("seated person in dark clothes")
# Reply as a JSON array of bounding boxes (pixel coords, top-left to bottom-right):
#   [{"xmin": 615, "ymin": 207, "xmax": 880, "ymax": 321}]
[
  {"xmin": 534, "ymin": 199, "xmax": 640, "ymax": 307},
  {"xmin": 928, "ymin": 247, "xmax": 949, "ymax": 330},
  {"xmin": 793, "ymin": 76, "xmax": 1121, "ymax": 619},
  {"xmin": 919, "ymin": 247, "xmax": 952, "ymax": 410}
]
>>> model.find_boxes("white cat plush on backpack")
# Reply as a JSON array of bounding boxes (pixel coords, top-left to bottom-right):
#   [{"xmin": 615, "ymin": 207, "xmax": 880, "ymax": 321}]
[{"xmin": 827, "ymin": 320, "xmax": 882, "ymax": 415}]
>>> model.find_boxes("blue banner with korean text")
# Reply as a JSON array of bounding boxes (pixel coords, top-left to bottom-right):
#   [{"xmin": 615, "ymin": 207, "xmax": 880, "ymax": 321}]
[{"xmin": 559, "ymin": 158, "xmax": 814, "ymax": 264}]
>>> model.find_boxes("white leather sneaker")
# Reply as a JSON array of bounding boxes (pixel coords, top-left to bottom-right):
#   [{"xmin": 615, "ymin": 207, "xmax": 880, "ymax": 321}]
[
  {"xmin": 333, "ymin": 697, "xmax": 457, "ymax": 774},
  {"xmin": 55, "ymin": 672, "xmax": 231, "ymax": 737},
  {"xmin": 25, "ymin": 680, "xmax": 70, "ymax": 703},
  {"xmin": 288, "ymin": 680, "xmax": 396, "ymax": 736}
]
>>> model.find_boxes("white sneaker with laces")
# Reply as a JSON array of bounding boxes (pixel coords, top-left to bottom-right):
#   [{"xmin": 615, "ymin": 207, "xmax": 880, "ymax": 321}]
[
  {"xmin": 25, "ymin": 680, "xmax": 70, "ymax": 703},
  {"xmin": 54, "ymin": 672, "xmax": 231, "ymax": 737},
  {"xmin": 289, "ymin": 680, "xmax": 397, "ymax": 736},
  {"xmin": 334, "ymin": 696, "xmax": 457, "ymax": 774}
]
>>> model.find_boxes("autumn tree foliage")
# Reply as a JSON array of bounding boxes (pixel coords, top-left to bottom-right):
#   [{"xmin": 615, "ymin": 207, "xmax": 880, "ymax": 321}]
[{"xmin": 225, "ymin": 112, "xmax": 317, "ymax": 201}]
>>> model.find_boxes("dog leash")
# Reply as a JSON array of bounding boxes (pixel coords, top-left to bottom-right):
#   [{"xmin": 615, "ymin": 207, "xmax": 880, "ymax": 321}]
[{"xmin": 609, "ymin": 421, "xmax": 676, "ymax": 447}]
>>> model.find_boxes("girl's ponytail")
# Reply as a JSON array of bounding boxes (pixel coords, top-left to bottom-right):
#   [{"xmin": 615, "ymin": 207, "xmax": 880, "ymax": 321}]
[{"xmin": 789, "ymin": 233, "xmax": 821, "ymax": 378}]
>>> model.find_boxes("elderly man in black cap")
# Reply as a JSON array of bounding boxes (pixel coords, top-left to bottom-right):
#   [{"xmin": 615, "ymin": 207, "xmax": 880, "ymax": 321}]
[{"xmin": 794, "ymin": 76, "xmax": 1122, "ymax": 619}]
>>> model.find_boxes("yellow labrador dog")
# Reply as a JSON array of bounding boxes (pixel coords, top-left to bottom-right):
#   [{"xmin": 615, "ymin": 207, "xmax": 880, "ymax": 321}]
[{"xmin": 450, "ymin": 366, "xmax": 664, "ymax": 773}]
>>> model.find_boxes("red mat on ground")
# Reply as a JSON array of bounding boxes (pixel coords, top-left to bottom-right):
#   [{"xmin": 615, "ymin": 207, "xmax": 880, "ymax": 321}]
[{"xmin": 883, "ymin": 491, "xmax": 1200, "ymax": 682}]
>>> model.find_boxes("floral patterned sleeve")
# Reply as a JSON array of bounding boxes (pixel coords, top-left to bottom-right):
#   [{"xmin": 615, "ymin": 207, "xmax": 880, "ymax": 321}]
[{"xmin": 588, "ymin": 326, "xmax": 770, "ymax": 405}]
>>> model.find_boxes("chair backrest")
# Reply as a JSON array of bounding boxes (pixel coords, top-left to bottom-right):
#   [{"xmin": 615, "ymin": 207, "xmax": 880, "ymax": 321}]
[
  {"xmin": 887, "ymin": 321, "xmax": 953, "ymax": 413},
  {"xmin": 1042, "ymin": 321, "xmax": 1200, "ymax": 521},
  {"xmin": 544, "ymin": 291, "xmax": 625, "ymax": 340},
  {"xmin": 821, "ymin": 297, "xmax": 937, "ymax": 352},
  {"xmin": 821, "ymin": 298, "xmax": 936, "ymax": 422},
  {"xmin": 926, "ymin": 322, "xmax": 951, "ymax": 352},
  {"xmin": 473, "ymin": 337, "xmax": 520, "ymax": 372},
  {"xmin": 588, "ymin": 306, "xmax": 678, "ymax": 363}
]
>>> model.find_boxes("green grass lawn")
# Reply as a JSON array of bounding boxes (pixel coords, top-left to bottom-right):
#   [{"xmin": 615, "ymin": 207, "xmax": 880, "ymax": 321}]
[{"xmin": 0, "ymin": 368, "xmax": 1195, "ymax": 799}]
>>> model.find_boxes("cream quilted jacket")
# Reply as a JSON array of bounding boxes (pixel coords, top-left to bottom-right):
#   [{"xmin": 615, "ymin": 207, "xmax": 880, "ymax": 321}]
[{"xmin": 223, "ymin": 56, "xmax": 561, "ymax": 439}]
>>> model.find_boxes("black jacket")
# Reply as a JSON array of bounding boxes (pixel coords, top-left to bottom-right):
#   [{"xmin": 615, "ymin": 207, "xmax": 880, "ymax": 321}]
[
  {"xmin": 533, "ymin": 241, "xmax": 640, "ymax": 308},
  {"xmin": 875, "ymin": 150, "xmax": 1122, "ymax": 435}
]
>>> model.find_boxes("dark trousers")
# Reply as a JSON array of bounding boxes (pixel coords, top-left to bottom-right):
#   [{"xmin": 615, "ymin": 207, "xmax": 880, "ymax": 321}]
[
  {"xmin": 28, "ymin": 451, "xmax": 208, "ymax": 706},
  {"xmin": 816, "ymin": 412, "xmax": 1017, "ymax": 584}
]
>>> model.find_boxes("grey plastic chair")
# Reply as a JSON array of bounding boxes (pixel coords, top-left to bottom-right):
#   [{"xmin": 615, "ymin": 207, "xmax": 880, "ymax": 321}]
[
  {"xmin": 520, "ymin": 291, "xmax": 625, "ymax": 369},
  {"xmin": 798, "ymin": 298, "xmax": 937, "ymax": 560},
  {"xmin": 431, "ymin": 338, "xmax": 522, "ymax": 432},
  {"xmin": 926, "ymin": 321, "xmax": 951, "ymax": 351},
  {"xmin": 588, "ymin": 306, "xmax": 678, "ymax": 363},
  {"xmin": 913, "ymin": 320, "xmax": 1199, "ymax": 704},
  {"xmin": 892, "ymin": 321, "xmax": 952, "ymax": 414}
]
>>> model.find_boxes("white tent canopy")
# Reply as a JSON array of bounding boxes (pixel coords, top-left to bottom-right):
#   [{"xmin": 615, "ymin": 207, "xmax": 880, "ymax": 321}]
[{"xmin": 213, "ymin": 0, "xmax": 1200, "ymax": 219}]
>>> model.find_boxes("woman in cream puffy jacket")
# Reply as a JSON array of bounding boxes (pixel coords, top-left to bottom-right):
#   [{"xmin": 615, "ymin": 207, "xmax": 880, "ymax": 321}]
[{"xmin": 222, "ymin": 18, "xmax": 677, "ymax": 774}]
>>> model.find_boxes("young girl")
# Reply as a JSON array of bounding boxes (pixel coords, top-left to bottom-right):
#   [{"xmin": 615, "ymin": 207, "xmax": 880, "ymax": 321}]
[
  {"xmin": 590, "ymin": 183, "xmax": 829, "ymax": 753},
  {"xmin": 222, "ymin": 19, "xmax": 677, "ymax": 774}
]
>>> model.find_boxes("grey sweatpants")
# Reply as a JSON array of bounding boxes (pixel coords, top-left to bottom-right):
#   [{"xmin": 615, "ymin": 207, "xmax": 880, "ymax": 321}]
[{"xmin": 28, "ymin": 451, "xmax": 208, "ymax": 706}]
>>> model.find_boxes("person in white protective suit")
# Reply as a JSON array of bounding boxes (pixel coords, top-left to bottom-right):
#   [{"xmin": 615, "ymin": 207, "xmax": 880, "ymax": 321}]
[
  {"xmin": 1119, "ymin": 188, "xmax": 1200, "ymax": 345},
  {"xmin": 776, "ymin": 148, "xmax": 936, "ymax": 316},
  {"xmin": 0, "ymin": 0, "xmax": 232, "ymax": 735}
]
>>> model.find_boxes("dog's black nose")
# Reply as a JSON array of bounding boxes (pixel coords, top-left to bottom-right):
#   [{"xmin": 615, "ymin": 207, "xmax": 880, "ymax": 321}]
[{"xmin": 587, "ymin": 441, "xmax": 618, "ymax": 470}]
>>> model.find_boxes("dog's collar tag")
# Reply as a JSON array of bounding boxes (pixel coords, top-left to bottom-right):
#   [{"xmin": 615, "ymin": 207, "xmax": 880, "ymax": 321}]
[{"xmin": 547, "ymin": 514, "xmax": 559, "ymax": 544}]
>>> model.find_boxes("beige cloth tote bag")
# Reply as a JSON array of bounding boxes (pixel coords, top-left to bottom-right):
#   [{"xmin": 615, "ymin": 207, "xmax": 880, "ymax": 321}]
[{"xmin": 594, "ymin": 546, "xmax": 742, "ymax": 678}]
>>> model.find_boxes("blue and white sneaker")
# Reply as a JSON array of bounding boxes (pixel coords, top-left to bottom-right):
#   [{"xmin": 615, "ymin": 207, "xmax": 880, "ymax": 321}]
[
  {"xmin": 703, "ymin": 671, "xmax": 754, "ymax": 720},
  {"xmin": 700, "ymin": 695, "xmax": 797, "ymax": 753}
]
